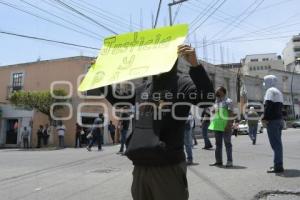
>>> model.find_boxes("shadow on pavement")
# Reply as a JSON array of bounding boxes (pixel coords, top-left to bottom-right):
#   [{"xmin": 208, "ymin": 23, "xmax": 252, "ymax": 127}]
[
  {"xmin": 216, "ymin": 165, "xmax": 248, "ymax": 170},
  {"xmin": 276, "ymin": 169, "xmax": 300, "ymax": 178}
]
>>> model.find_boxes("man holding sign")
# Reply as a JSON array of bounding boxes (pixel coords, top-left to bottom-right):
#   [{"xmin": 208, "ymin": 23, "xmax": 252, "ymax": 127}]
[{"xmin": 79, "ymin": 25, "xmax": 215, "ymax": 200}]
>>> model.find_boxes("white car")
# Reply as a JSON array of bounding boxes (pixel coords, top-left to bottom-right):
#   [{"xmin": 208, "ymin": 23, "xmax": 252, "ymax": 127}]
[{"xmin": 237, "ymin": 120, "xmax": 263, "ymax": 135}]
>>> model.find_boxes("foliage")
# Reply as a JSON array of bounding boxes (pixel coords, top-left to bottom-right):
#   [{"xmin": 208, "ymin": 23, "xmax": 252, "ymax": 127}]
[{"xmin": 9, "ymin": 89, "xmax": 69, "ymax": 120}]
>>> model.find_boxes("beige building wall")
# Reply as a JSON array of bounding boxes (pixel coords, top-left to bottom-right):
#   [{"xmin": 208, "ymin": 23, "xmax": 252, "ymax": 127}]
[{"xmin": 0, "ymin": 56, "xmax": 119, "ymax": 147}]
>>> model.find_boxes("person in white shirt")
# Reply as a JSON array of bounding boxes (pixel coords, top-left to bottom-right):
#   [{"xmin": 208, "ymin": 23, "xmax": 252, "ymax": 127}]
[{"xmin": 56, "ymin": 121, "xmax": 66, "ymax": 148}]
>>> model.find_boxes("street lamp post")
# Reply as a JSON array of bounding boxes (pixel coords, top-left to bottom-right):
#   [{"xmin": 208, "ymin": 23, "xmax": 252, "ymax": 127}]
[{"xmin": 291, "ymin": 57, "xmax": 300, "ymax": 120}]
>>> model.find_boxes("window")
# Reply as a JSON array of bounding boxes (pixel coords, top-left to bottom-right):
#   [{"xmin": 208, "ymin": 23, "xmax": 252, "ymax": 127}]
[
  {"xmin": 265, "ymin": 66, "xmax": 268, "ymax": 70},
  {"xmin": 12, "ymin": 72, "xmax": 24, "ymax": 91},
  {"xmin": 249, "ymin": 67, "xmax": 253, "ymax": 71},
  {"xmin": 256, "ymin": 66, "xmax": 260, "ymax": 70},
  {"xmin": 262, "ymin": 58, "xmax": 269, "ymax": 61},
  {"xmin": 250, "ymin": 59, "xmax": 258, "ymax": 62},
  {"xmin": 261, "ymin": 66, "xmax": 263, "ymax": 70},
  {"xmin": 294, "ymin": 47, "xmax": 300, "ymax": 52},
  {"xmin": 268, "ymin": 66, "xmax": 271, "ymax": 69}
]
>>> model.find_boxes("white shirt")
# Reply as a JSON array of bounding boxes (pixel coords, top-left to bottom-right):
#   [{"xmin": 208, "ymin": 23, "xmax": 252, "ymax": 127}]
[{"xmin": 56, "ymin": 125, "xmax": 66, "ymax": 136}]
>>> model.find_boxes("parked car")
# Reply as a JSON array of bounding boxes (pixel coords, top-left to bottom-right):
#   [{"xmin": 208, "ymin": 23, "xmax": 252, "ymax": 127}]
[
  {"xmin": 237, "ymin": 120, "xmax": 263, "ymax": 135},
  {"xmin": 292, "ymin": 120, "xmax": 300, "ymax": 128}
]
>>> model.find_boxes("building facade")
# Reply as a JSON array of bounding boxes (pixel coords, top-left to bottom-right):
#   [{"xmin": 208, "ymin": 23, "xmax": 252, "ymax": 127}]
[
  {"xmin": 0, "ymin": 56, "xmax": 118, "ymax": 148},
  {"xmin": 283, "ymin": 34, "xmax": 300, "ymax": 72},
  {"xmin": 242, "ymin": 53, "xmax": 284, "ymax": 78}
]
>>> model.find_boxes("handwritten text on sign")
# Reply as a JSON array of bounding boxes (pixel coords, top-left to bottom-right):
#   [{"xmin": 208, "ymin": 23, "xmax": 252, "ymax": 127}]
[{"xmin": 78, "ymin": 24, "xmax": 189, "ymax": 91}]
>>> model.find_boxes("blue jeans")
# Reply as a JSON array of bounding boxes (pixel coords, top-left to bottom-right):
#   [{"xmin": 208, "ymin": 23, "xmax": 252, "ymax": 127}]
[
  {"xmin": 215, "ymin": 131, "xmax": 232, "ymax": 163},
  {"xmin": 202, "ymin": 122, "xmax": 212, "ymax": 147},
  {"xmin": 266, "ymin": 120, "xmax": 283, "ymax": 169},
  {"xmin": 120, "ymin": 129, "xmax": 128, "ymax": 152},
  {"xmin": 248, "ymin": 125, "xmax": 258, "ymax": 141},
  {"xmin": 184, "ymin": 128, "xmax": 193, "ymax": 162}
]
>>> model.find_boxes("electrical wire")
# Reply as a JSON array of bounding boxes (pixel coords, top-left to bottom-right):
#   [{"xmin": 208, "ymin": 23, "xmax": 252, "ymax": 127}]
[
  {"xmin": 0, "ymin": 30, "xmax": 99, "ymax": 50},
  {"xmin": 0, "ymin": 1, "xmax": 103, "ymax": 40},
  {"xmin": 189, "ymin": 0, "xmax": 228, "ymax": 36},
  {"xmin": 19, "ymin": 0, "xmax": 104, "ymax": 40},
  {"xmin": 52, "ymin": 0, "xmax": 117, "ymax": 34}
]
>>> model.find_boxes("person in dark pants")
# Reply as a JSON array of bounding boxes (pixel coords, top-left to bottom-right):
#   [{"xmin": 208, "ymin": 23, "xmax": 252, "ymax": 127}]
[
  {"xmin": 108, "ymin": 121, "xmax": 116, "ymax": 144},
  {"xmin": 97, "ymin": 45, "xmax": 215, "ymax": 200},
  {"xmin": 87, "ymin": 118, "xmax": 103, "ymax": 151},
  {"xmin": 201, "ymin": 108, "xmax": 213, "ymax": 149},
  {"xmin": 43, "ymin": 124, "xmax": 50, "ymax": 146},
  {"xmin": 75, "ymin": 123, "xmax": 82, "ymax": 148},
  {"xmin": 262, "ymin": 75, "xmax": 284, "ymax": 173},
  {"xmin": 209, "ymin": 87, "xmax": 234, "ymax": 168},
  {"xmin": 118, "ymin": 111, "xmax": 130, "ymax": 154},
  {"xmin": 36, "ymin": 125, "xmax": 43, "ymax": 148},
  {"xmin": 247, "ymin": 107, "xmax": 259, "ymax": 145},
  {"xmin": 21, "ymin": 126, "xmax": 30, "ymax": 149}
]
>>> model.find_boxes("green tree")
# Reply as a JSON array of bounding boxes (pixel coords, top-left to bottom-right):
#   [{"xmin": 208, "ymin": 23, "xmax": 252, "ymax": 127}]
[{"xmin": 9, "ymin": 89, "xmax": 70, "ymax": 123}]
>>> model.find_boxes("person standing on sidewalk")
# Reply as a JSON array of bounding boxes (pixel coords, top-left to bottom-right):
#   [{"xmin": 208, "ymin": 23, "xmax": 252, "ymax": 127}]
[
  {"xmin": 75, "ymin": 123, "xmax": 82, "ymax": 148},
  {"xmin": 200, "ymin": 108, "xmax": 213, "ymax": 149},
  {"xmin": 108, "ymin": 121, "xmax": 116, "ymax": 144},
  {"xmin": 56, "ymin": 121, "xmax": 66, "ymax": 148},
  {"xmin": 184, "ymin": 113, "xmax": 195, "ymax": 165},
  {"xmin": 36, "ymin": 125, "xmax": 43, "ymax": 148},
  {"xmin": 209, "ymin": 86, "xmax": 234, "ymax": 168},
  {"xmin": 21, "ymin": 126, "xmax": 30, "ymax": 149},
  {"xmin": 43, "ymin": 124, "xmax": 50, "ymax": 146},
  {"xmin": 262, "ymin": 75, "xmax": 284, "ymax": 173},
  {"xmin": 247, "ymin": 107, "xmax": 259, "ymax": 145},
  {"xmin": 118, "ymin": 110, "xmax": 130, "ymax": 154}
]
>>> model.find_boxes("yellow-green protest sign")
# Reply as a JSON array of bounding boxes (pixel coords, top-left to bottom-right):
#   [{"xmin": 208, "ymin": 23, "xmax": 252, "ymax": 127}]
[{"xmin": 78, "ymin": 24, "xmax": 189, "ymax": 91}]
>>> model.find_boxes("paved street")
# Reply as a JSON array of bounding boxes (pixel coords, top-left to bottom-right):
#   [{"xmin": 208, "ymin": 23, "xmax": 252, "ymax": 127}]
[{"xmin": 0, "ymin": 129, "xmax": 299, "ymax": 200}]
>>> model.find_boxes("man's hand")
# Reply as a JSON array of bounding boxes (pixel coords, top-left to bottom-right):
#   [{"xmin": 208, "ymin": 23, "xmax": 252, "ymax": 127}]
[{"xmin": 178, "ymin": 44, "xmax": 198, "ymax": 67}]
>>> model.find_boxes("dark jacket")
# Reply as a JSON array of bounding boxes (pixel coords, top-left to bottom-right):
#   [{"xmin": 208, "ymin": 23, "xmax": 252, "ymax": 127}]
[{"xmin": 103, "ymin": 63, "xmax": 215, "ymax": 166}]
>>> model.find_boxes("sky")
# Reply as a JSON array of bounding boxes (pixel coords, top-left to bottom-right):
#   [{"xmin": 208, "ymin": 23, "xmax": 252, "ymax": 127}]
[{"xmin": 0, "ymin": 0, "xmax": 300, "ymax": 66}]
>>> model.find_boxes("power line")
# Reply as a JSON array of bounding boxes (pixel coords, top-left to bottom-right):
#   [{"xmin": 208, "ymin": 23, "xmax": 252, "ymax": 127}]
[
  {"xmin": 188, "ymin": 1, "xmax": 273, "ymax": 38},
  {"xmin": 190, "ymin": 0, "xmax": 221, "ymax": 28},
  {"xmin": 189, "ymin": 0, "xmax": 228, "ymax": 36},
  {"xmin": 67, "ymin": 0, "xmax": 132, "ymax": 32},
  {"xmin": 52, "ymin": 0, "xmax": 118, "ymax": 34},
  {"xmin": 209, "ymin": 0, "xmax": 265, "ymax": 41},
  {"xmin": 0, "ymin": 1, "xmax": 103, "ymax": 40},
  {"xmin": 20, "ymin": 0, "xmax": 103, "ymax": 40},
  {"xmin": 0, "ymin": 30, "xmax": 99, "ymax": 50},
  {"xmin": 77, "ymin": 0, "xmax": 140, "ymax": 29}
]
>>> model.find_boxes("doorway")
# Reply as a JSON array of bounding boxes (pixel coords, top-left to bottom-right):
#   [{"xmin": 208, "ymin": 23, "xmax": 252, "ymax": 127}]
[{"xmin": 6, "ymin": 119, "xmax": 19, "ymax": 144}]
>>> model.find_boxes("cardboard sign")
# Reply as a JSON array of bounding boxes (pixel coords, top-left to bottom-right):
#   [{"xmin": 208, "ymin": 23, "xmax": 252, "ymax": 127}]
[{"xmin": 78, "ymin": 24, "xmax": 189, "ymax": 91}]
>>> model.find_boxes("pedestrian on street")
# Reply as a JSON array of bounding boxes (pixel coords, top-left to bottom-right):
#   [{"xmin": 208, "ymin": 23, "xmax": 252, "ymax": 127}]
[
  {"xmin": 36, "ymin": 125, "xmax": 43, "ymax": 148},
  {"xmin": 108, "ymin": 121, "xmax": 116, "ymax": 144},
  {"xmin": 56, "ymin": 121, "xmax": 66, "ymax": 148},
  {"xmin": 75, "ymin": 123, "xmax": 82, "ymax": 148},
  {"xmin": 98, "ymin": 44, "xmax": 215, "ymax": 200},
  {"xmin": 209, "ymin": 86, "xmax": 234, "ymax": 168},
  {"xmin": 21, "ymin": 126, "xmax": 30, "ymax": 149},
  {"xmin": 262, "ymin": 75, "xmax": 284, "ymax": 173},
  {"xmin": 184, "ymin": 112, "xmax": 195, "ymax": 165},
  {"xmin": 247, "ymin": 107, "xmax": 259, "ymax": 145},
  {"xmin": 201, "ymin": 108, "xmax": 213, "ymax": 149},
  {"xmin": 232, "ymin": 120, "xmax": 239, "ymax": 137},
  {"xmin": 43, "ymin": 124, "xmax": 50, "ymax": 146},
  {"xmin": 118, "ymin": 110, "xmax": 130, "ymax": 154},
  {"xmin": 192, "ymin": 118, "xmax": 198, "ymax": 146},
  {"xmin": 87, "ymin": 118, "xmax": 103, "ymax": 151}
]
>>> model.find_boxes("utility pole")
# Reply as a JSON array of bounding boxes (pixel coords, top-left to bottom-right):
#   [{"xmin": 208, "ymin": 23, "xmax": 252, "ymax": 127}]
[
  {"xmin": 291, "ymin": 58, "xmax": 300, "ymax": 119},
  {"xmin": 168, "ymin": 0, "xmax": 188, "ymax": 26}
]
